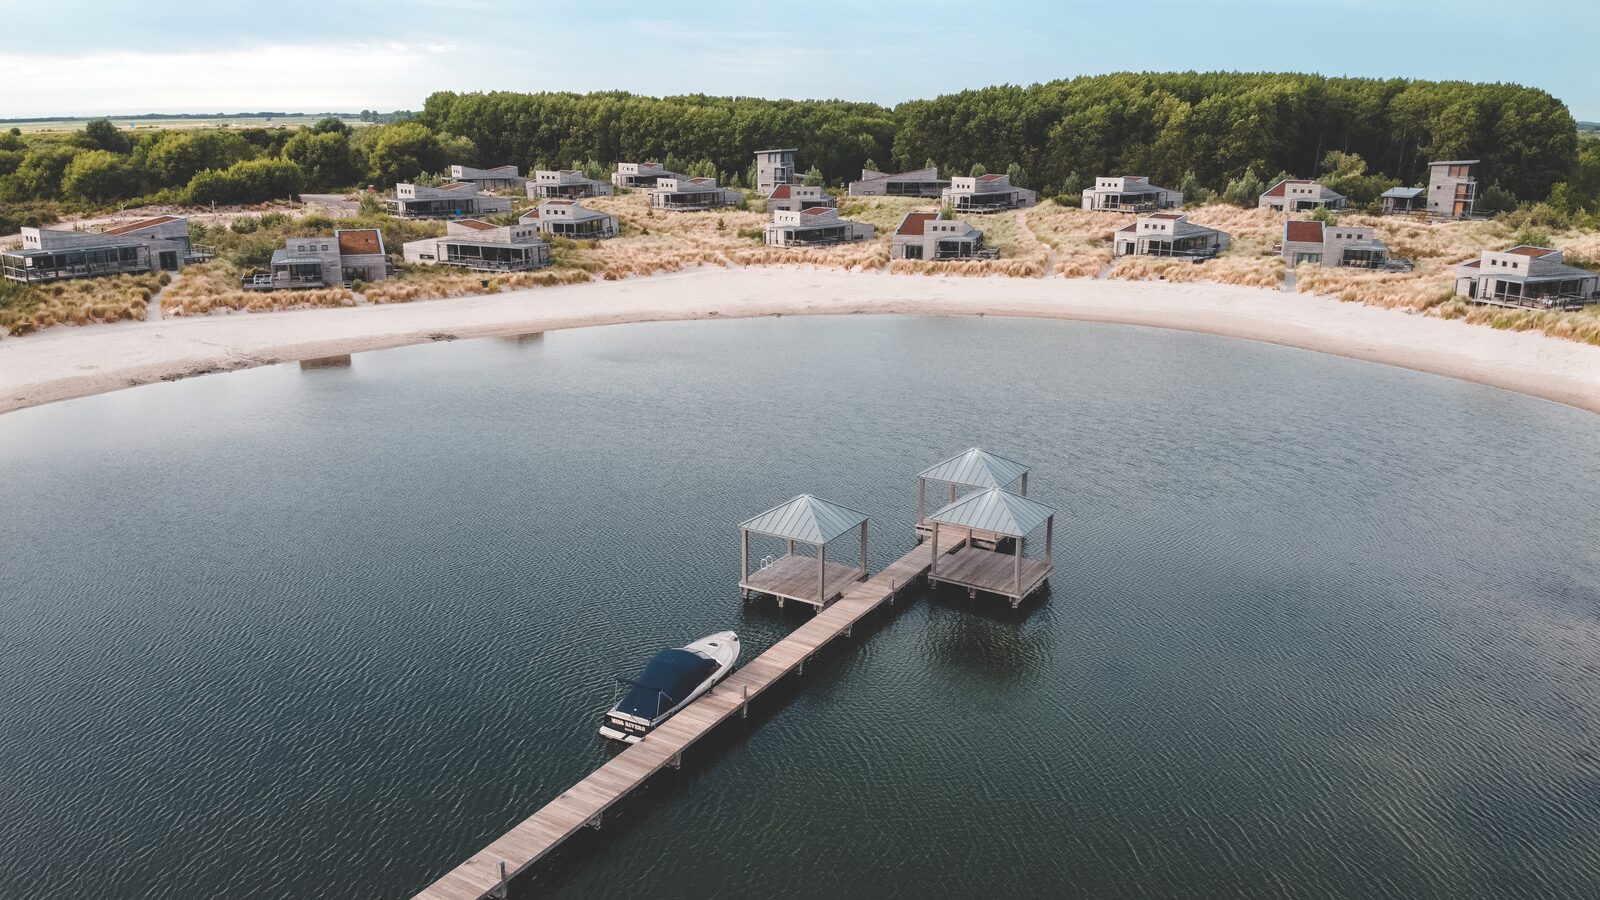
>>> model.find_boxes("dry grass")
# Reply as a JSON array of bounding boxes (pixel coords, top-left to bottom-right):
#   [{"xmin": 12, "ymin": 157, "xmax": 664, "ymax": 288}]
[
  {"xmin": 162, "ymin": 261, "xmax": 356, "ymax": 316},
  {"xmin": 0, "ymin": 273, "xmax": 159, "ymax": 335},
  {"xmin": 1437, "ymin": 298, "xmax": 1600, "ymax": 346},
  {"xmin": 362, "ymin": 265, "xmax": 592, "ymax": 304},
  {"xmin": 1110, "ymin": 254, "xmax": 1287, "ymax": 288},
  {"xmin": 1024, "ymin": 202, "xmax": 1114, "ymax": 277}
]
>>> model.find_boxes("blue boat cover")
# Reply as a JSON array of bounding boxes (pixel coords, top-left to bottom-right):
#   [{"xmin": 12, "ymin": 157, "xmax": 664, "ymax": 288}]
[{"xmin": 617, "ymin": 648, "xmax": 717, "ymax": 721}]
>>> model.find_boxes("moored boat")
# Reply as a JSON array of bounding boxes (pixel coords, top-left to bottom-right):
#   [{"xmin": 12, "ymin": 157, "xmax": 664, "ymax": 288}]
[{"xmin": 600, "ymin": 631, "xmax": 739, "ymax": 743}]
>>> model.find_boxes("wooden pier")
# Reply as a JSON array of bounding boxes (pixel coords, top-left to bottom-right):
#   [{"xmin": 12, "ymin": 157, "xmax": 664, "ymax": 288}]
[{"xmin": 411, "ymin": 540, "xmax": 939, "ymax": 900}]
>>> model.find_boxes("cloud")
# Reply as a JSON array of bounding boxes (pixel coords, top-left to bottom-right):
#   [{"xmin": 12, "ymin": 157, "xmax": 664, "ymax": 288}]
[{"xmin": 0, "ymin": 43, "xmax": 457, "ymax": 117}]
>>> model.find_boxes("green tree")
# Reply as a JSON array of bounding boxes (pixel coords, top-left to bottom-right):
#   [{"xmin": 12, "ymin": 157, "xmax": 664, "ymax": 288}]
[
  {"xmin": 78, "ymin": 117, "xmax": 130, "ymax": 153},
  {"xmin": 2, "ymin": 146, "xmax": 79, "ymax": 200},
  {"xmin": 61, "ymin": 149, "xmax": 141, "ymax": 201},
  {"xmin": 862, "ymin": 158, "xmax": 878, "ymax": 172},
  {"xmin": 283, "ymin": 129, "xmax": 360, "ymax": 190},
  {"xmin": 1177, "ymin": 171, "xmax": 1212, "ymax": 205},
  {"xmin": 365, "ymin": 121, "xmax": 447, "ymax": 184},
  {"xmin": 802, "ymin": 165, "xmax": 824, "ymax": 187},
  {"xmin": 143, "ymin": 130, "xmax": 254, "ymax": 188},
  {"xmin": 969, "ymin": 163, "xmax": 987, "ymax": 177},
  {"xmin": 1476, "ymin": 182, "xmax": 1518, "ymax": 215},
  {"xmin": 311, "ymin": 117, "xmax": 351, "ymax": 135},
  {"xmin": 1221, "ymin": 167, "xmax": 1266, "ymax": 207},
  {"xmin": 1005, "ymin": 162, "xmax": 1028, "ymax": 188}
]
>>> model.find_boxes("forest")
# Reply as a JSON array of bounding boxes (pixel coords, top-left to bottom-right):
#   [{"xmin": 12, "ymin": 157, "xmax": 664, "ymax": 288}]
[{"xmin": 2, "ymin": 72, "xmax": 1596, "ymax": 234}]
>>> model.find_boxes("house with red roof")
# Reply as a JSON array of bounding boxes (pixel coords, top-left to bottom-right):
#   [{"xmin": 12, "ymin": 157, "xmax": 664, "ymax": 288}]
[
  {"xmin": 3, "ymin": 215, "xmax": 202, "ymax": 283},
  {"xmin": 241, "ymin": 228, "xmax": 391, "ymax": 290},
  {"xmin": 765, "ymin": 183, "xmax": 836, "ymax": 213},
  {"xmin": 1112, "ymin": 213, "xmax": 1229, "ymax": 260},
  {"xmin": 1455, "ymin": 246, "xmax": 1598, "ymax": 310},
  {"xmin": 1259, "ymin": 179, "xmax": 1347, "ymax": 212},
  {"xmin": 1279, "ymin": 220, "xmax": 1396, "ymax": 269},
  {"xmin": 941, "ymin": 173, "xmax": 1036, "ymax": 212},
  {"xmin": 764, "ymin": 207, "xmax": 874, "ymax": 247},
  {"xmin": 890, "ymin": 211, "xmax": 988, "ymax": 261}
]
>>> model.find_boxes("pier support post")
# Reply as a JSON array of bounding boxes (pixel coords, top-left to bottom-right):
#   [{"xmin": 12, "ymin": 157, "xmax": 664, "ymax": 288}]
[
  {"xmin": 740, "ymin": 684, "xmax": 749, "ymax": 719},
  {"xmin": 489, "ymin": 860, "xmax": 508, "ymax": 899},
  {"xmin": 588, "ymin": 813, "xmax": 602, "ymax": 830},
  {"xmin": 668, "ymin": 752, "xmax": 682, "ymax": 770}
]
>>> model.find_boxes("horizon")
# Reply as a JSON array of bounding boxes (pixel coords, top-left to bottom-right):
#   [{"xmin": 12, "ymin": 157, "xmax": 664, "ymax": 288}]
[{"xmin": 3, "ymin": 0, "xmax": 1597, "ymax": 120}]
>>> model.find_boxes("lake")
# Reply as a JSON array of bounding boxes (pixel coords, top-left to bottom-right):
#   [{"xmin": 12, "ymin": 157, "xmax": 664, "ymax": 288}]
[{"xmin": 2, "ymin": 315, "xmax": 1598, "ymax": 899}]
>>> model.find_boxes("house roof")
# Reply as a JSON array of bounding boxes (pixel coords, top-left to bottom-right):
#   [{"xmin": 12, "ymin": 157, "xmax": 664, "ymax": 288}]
[
  {"xmin": 976, "ymin": 174, "xmax": 1004, "ymax": 183},
  {"xmin": 919, "ymin": 448, "xmax": 1029, "ymax": 490},
  {"xmin": 801, "ymin": 206, "xmax": 833, "ymax": 215},
  {"xmin": 103, "ymin": 215, "xmax": 181, "ymax": 236},
  {"xmin": 1284, "ymin": 220, "xmax": 1324, "ymax": 243},
  {"xmin": 518, "ymin": 208, "xmax": 540, "ymax": 219},
  {"xmin": 1117, "ymin": 222, "xmax": 1137, "ymax": 234},
  {"xmin": 769, "ymin": 184, "xmax": 792, "ymax": 199},
  {"xmin": 1505, "ymin": 245, "xmax": 1556, "ymax": 257},
  {"xmin": 1458, "ymin": 259, "xmax": 1481, "ymax": 269},
  {"xmin": 453, "ymin": 219, "xmax": 496, "ymax": 231},
  {"xmin": 485, "ymin": 164, "xmax": 519, "ymax": 175},
  {"xmin": 1148, "ymin": 212, "xmax": 1183, "ymax": 220},
  {"xmin": 928, "ymin": 488, "xmax": 1053, "ymax": 538},
  {"xmin": 897, "ymin": 211, "xmax": 936, "ymax": 236},
  {"xmin": 336, "ymin": 228, "xmax": 384, "ymax": 255},
  {"xmin": 1381, "ymin": 186, "xmax": 1425, "ymax": 199},
  {"xmin": 739, "ymin": 494, "xmax": 869, "ymax": 545},
  {"xmin": 438, "ymin": 181, "xmax": 473, "ymax": 191},
  {"xmin": 1431, "ymin": 159, "xmax": 1479, "ymax": 166}
]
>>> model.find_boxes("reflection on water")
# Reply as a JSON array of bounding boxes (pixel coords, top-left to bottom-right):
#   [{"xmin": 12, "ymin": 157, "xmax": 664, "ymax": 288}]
[
  {"xmin": 921, "ymin": 587, "xmax": 1055, "ymax": 684},
  {"xmin": 1, "ymin": 315, "xmax": 1598, "ymax": 900}
]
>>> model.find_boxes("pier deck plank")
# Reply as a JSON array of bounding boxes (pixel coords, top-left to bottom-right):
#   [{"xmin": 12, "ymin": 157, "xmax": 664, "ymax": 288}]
[{"xmin": 411, "ymin": 540, "xmax": 936, "ymax": 900}]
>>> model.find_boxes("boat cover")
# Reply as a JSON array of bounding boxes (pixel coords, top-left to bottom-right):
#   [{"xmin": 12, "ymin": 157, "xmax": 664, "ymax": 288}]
[{"xmin": 617, "ymin": 648, "xmax": 717, "ymax": 720}]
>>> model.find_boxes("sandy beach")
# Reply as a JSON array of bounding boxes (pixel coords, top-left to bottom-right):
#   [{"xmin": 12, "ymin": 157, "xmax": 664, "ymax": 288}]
[{"xmin": 1, "ymin": 267, "xmax": 1597, "ymax": 415}]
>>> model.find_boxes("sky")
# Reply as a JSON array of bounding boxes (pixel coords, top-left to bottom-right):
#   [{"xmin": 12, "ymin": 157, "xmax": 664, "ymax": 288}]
[{"xmin": 3, "ymin": 0, "xmax": 1597, "ymax": 120}]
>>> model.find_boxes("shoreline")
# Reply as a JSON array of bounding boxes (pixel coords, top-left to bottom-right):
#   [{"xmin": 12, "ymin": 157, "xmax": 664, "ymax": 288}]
[{"xmin": 1, "ymin": 266, "xmax": 1597, "ymax": 416}]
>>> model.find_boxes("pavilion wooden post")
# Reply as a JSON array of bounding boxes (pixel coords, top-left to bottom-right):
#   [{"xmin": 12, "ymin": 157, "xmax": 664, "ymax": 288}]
[
  {"xmin": 1019, "ymin": 472, "xmax": 1028, "ymax": 496},
  {"xmin": 918, "ymin": 478, "xmax": 926, "ymax": 523},
  {"xmin": 741, "ymin": 528, "xmax": 749, "ymax": 582},
  {"xmin": 929, "ymin": 521, "xmax": 940, "ymax": 579},
  {"xmin": 1013, "ymin": 533, "xmax": 1023, "ymax": 597},
  {"xmin": 817, "ymin": 542, "xmax": 827, "ymax": 606},
  {"xmin": 949, "ymin": 483, "xmax": 957, "ymax": 504},
  {"xmin": 859, "ymin": 520, "xmax": 869, "ymax": 576},
  {"xmin": 787, "ymin": 539, "xmax": 795, "ymax": 557},
  {"xmin": 1045, "ymin": 515, "xmax": 1053, "ymax": 560}
]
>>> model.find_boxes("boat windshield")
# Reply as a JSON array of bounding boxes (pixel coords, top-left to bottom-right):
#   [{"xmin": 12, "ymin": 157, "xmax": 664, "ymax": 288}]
[{"xmin": 616, "ymin": 648, "xmax": 717, "ymax": 720}]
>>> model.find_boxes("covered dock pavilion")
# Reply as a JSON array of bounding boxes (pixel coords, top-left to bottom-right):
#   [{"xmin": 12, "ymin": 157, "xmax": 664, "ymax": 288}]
[
  {"xmin": 927, "ymin": 487, "xmax": 1054, "ymax": 607},
  {"xmin": 739, "ymin": 495, "xmax": 869, "ymax": 609},
  {"xmin": 915, "ymin": 448, "xmax": 1030, "ymax": 548}
]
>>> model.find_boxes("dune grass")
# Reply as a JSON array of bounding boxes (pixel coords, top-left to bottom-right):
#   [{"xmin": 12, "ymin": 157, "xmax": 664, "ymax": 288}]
[{"xmin": 0, "ymin": 273, "xmax": 159, "ymax": 334}]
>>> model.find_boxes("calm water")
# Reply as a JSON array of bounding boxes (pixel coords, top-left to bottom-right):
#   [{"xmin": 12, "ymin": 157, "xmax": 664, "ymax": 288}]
[{"xmin": 2, "ymin": 316, "xmax": 1598, "ymax": 900}]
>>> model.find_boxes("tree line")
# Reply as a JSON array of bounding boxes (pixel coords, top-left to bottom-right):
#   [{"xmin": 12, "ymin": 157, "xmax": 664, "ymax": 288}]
[{"xmin": 2, "ymin": 72, "xmax": 1595, "ymax": 232}]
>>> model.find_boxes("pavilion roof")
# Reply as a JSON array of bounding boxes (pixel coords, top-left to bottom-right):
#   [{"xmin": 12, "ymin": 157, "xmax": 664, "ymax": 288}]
[
  {"xmin": 928, "ymin": 488, "xmax": 1053, "ymax": 538},
  {"xmin": 919, "ymin": 447, "xmax": 1029, "ymax": 489},
  {"xmin": 740, "ymin": 494, "xmax": 869, "ymax": 544}
]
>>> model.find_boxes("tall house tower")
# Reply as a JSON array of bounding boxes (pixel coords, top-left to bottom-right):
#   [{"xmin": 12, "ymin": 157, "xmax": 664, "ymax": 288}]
[
  {"xmin": 756, "ymin": 148, "xmax": 798, "ymax": 193},
  {"xmin": 1427, "ymin": 160, "xmax": 1478, "ymax": 219}
]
